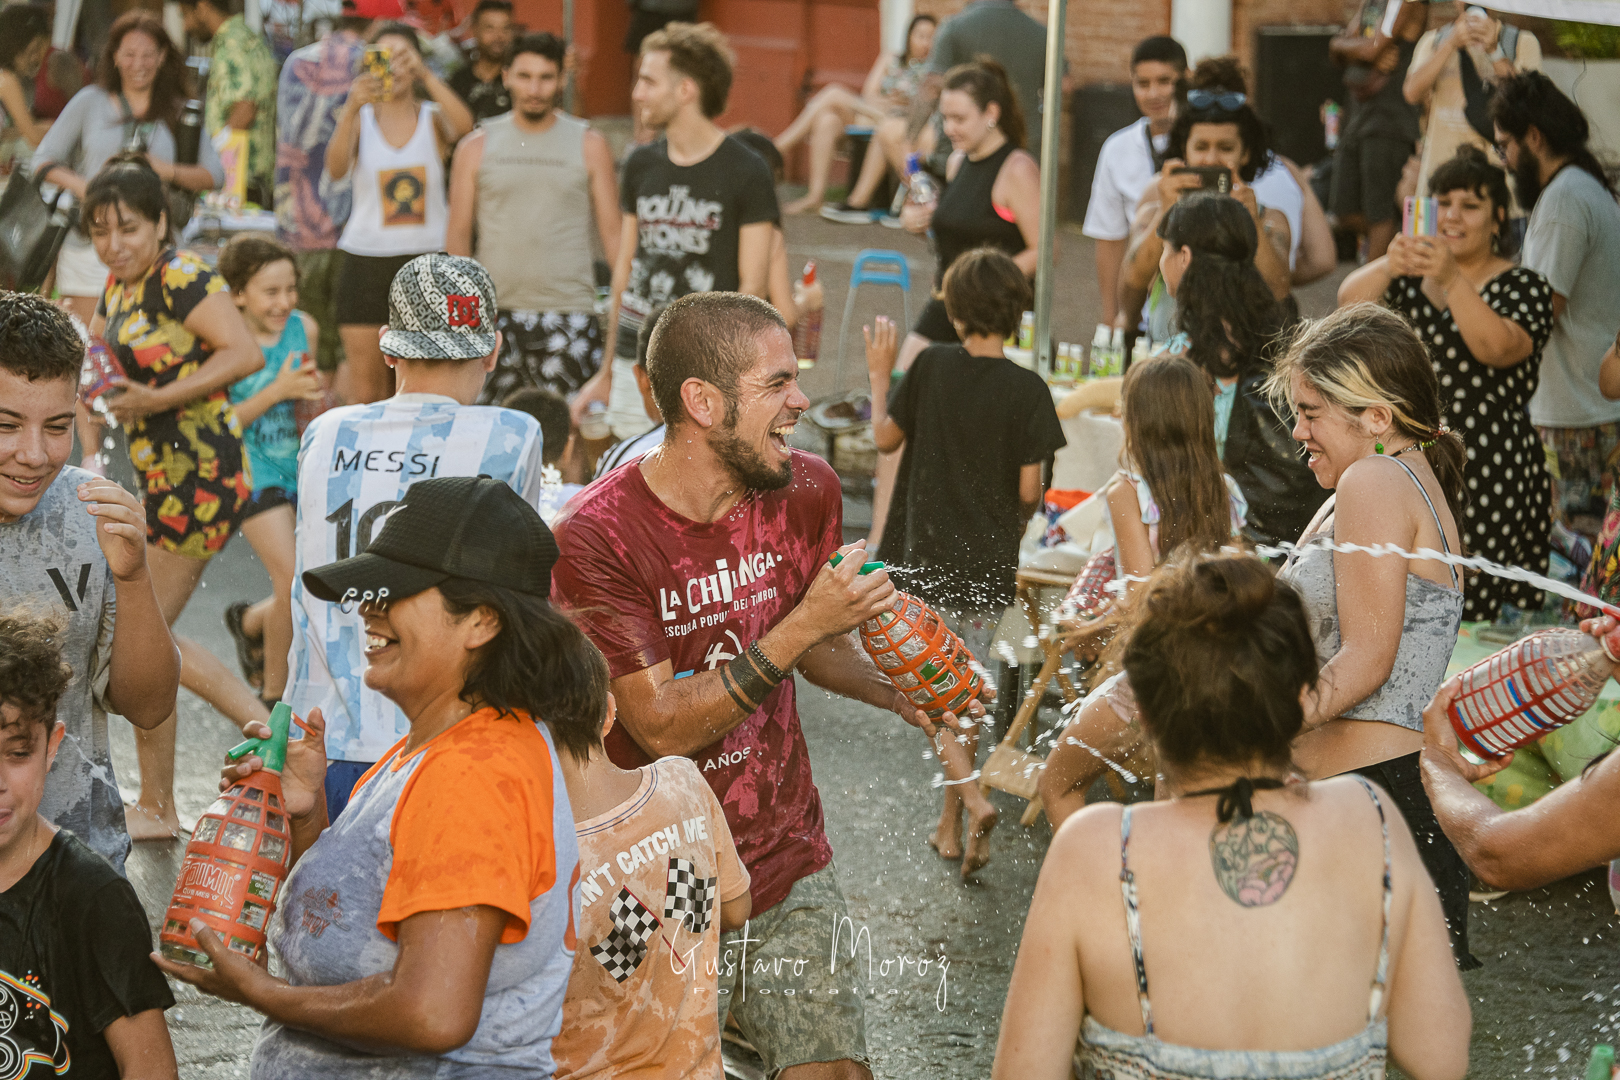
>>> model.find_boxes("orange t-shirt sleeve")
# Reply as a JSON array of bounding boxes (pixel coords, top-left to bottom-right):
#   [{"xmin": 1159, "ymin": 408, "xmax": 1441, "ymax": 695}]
[
  {"xmin": 377, "ymin": 726, "xmax": 559, "ymax": 943},
  {"xmin": 702, "ymin": 775, "xmax": 751, "ymax": 903}
]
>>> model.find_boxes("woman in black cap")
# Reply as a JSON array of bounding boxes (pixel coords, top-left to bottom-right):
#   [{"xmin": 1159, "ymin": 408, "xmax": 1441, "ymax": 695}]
[{"xmin": 156, "ymin": 475, "xmax": 599, "ymax": 1075}]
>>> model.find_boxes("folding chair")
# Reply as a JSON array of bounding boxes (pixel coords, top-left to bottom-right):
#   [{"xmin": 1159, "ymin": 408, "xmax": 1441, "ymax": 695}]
[
  {"xmin": 836, "ymin": 249, "xmax": 911, "ymax": 388},
  {"xmin": 980, "ymin": 567, "xmax": 1088, "ymax": 826}
]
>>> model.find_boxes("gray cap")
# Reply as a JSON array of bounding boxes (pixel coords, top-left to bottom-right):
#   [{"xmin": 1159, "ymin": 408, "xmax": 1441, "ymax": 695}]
[{"xmin": 378, "ymin": 253, "xmax": 499, "ymax": 361}]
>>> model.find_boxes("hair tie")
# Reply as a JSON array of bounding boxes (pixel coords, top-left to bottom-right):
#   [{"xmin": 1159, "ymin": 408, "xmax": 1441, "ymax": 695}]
[
  {"xmin": 1184, "ymin": 775, "xmax": 1286, "ymax": 822},
  {"xmin": 1417, "ymin": 422, "xmax": 1451, "ymax": 450}
]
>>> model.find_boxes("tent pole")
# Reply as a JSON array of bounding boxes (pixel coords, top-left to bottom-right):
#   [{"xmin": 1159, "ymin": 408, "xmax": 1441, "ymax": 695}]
[{"xmin": 1032, "ymin": 0, "xmax": 1067, "ymax": 379}]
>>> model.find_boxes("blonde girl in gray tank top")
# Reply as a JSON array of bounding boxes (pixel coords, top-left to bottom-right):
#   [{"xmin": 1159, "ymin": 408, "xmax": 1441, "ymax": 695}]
[{"xmin": 1266, "ymin": 305, "xmax": 1480, "ymax": 967}]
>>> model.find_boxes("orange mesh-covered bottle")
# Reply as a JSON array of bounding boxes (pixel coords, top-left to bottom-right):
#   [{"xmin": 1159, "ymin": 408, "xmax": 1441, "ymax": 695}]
[
  {"xmin": 160, "ymin": 703, "xmax": 294, "ymax": 968},
  {"xmin": 833, "ymin": 555, "xmax": 984, "ymax": 718}
]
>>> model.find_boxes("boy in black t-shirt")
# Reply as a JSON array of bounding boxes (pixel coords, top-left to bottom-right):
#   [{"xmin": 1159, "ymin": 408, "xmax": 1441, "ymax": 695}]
[
  {"xmin": 865, "ymin": 247, "xmax": 1065, "ymax": 870},
  {"xmin": 0, "ymin": 612, "xmax": 177, "ymax": 1080}
]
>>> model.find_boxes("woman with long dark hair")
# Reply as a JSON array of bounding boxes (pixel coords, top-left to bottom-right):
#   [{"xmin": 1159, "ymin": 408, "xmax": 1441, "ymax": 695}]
[
  {"xmin": 1156, "ymin": 193, "xmax": 1325, "ymax": 546},
  {"xmin": 1269, "ymin": 303, "xmax": 1477, "ymax": 967},
  {"xmin": 34, "ymin": 11, "xmax": 222, "ymax": 325},
  {"xmin": 775, "ymin": 13, "xmax": 937, "ymax": 215},
  {"xmin": 1340, "ymin": 146, "xmax": 1553, "ymax": 622},
  {"xmin": 82, "ymin": 154, "xmax": 261, "ymax": 839},
  {"xmin": 1120, "ymin": 63, "xmax": 1294, "ymax": 344},
  {"xmin": 157, "ymin": 476, "xmax": 589, "ymax": 1075}
]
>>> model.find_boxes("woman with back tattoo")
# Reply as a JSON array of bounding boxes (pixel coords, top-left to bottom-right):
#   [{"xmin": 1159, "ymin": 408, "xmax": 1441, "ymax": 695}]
[{"xmin": 992, "ymin": 556, "xmax": 1470, "ymax": 1080}]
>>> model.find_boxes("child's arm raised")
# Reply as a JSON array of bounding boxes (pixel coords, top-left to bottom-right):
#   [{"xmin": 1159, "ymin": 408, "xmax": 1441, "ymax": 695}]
[{"xmin": 865, "ymin": 316, "xmax": 905, "ymax": 453}]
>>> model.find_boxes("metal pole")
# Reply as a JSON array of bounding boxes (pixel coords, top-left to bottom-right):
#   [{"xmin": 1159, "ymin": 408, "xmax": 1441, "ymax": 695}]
[
  {"xmin": 1032, "ymin": 0, "xmax": 1067, "ymax": 379},
  {"xmin": 563, "ymin": 0, "xmax": 576, "ymax": 113}
]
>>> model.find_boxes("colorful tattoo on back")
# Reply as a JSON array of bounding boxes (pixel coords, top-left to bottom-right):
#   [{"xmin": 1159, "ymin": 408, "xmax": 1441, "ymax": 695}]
[{"xmin": 1209, "ymin": 810, "xmax": 1299, "ymax": 907}]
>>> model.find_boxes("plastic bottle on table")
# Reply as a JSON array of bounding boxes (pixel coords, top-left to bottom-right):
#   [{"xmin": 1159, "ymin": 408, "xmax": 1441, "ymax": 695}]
[
  {"xmin": 792, "ymin": 260, "xmax": 823, "ymax": 369},
  {"xmin": 160, "ymin": 703, "xmax": 295, "ymax": 968},
  {"xmin": 1087, "ymin": 324, "xmax": 1111, "ymax": 379},
  {"xmin": 1447, "ymin": 625, "xmax": 1620, "ymax": 759}
]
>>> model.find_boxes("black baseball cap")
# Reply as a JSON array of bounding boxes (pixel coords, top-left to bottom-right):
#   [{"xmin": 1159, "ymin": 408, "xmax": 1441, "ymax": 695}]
[{"xmin": 303, "ymin": 476, "xmax": 558, "ymax": 605}]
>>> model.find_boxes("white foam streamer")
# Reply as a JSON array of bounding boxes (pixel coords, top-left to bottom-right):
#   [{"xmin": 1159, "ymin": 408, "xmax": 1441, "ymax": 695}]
[{"xmin": 1096, "ymin": 537, "xmax": 1620, "ymax": 619}]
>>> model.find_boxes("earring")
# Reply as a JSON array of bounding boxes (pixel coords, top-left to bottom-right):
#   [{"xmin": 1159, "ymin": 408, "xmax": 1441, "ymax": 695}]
[
  {"xmin": 988, "ymin": 118, "xmax": 997, "ymax": 128},
  {"xmin": 1374, "ymin": 441, "xmax": 1385, "ymax": 454}
]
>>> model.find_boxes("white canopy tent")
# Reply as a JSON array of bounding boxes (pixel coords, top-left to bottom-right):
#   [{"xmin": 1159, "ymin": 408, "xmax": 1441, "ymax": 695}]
[{"xmin": 1485, "ymin": 0, "xmax": 1620, "ymax": 22}]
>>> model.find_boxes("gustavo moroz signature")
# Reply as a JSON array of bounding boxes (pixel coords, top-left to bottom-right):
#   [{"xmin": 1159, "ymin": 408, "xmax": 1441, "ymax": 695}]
[{"xmin": 716, "ymin": 916, "xmax": 952, "ymax": 1012}]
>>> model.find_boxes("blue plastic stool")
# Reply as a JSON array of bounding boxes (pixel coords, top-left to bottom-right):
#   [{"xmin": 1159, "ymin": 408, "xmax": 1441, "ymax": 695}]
[{"xmin": 836, "ymin": 248, "xmax": 912, "ymax": 387}]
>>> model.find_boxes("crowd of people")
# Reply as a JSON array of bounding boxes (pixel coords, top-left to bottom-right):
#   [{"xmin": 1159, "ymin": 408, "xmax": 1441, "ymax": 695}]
[{"xmin": 2, "ymin": 2, "xmax": 1620, "ymax": 1079}]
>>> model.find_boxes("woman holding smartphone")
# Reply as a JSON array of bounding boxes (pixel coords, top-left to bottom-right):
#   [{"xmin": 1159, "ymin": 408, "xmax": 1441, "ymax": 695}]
[
  {"xmin": 1338, "ymin": 146, "xmax": 1553, "ymax": 623},
  {"xmin": 325, "ymin": 22, "xmax": 473, "ymax": 405}
]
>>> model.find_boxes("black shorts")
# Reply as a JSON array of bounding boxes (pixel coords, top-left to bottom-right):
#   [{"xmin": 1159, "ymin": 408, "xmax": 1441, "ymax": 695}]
[
  {"xmin": 242, "ymin": 485, "xmax": 294, "ymax": 522},
  {"xmin": 1329, "ymin": 133, "xmax": 1413, "ymax": 226},
  {"xmin": 1347, "ymin": 750, "xmax": 1479, "ymax": 970},
  {"xmin": 912, "ymin": 295, "xmax": 960, "ymax": 344},
  {"xmin": 335, "ymin": 252, "xmax": 419, "ymax": 326}
]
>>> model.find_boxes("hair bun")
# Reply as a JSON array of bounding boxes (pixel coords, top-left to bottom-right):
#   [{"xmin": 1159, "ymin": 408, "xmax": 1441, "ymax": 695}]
[
  {"xmin": 1189, "ymin": 55, "xmax": 1247, "ymax": 94},
  {"xmin": 1453, "ymin": 143, "xmax": 1491, "ymax": 165},
  {"xmin": 1147, "ymin": 555, "xmax": 1276, "ymax": 632}
]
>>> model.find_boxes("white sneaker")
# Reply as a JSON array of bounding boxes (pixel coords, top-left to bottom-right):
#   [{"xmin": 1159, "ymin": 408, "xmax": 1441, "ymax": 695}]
[
  {"xmin": 879, "ymin": 214, "xmax": 903, "ymax": 229},
  {"xmin": 819, "ymin": 203, "xmax": 877, "ymax": 225}
]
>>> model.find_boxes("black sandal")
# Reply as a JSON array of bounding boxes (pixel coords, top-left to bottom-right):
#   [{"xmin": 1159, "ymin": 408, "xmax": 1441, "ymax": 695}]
[{"xmin": 224, "ymin": 601, "xmax": 265, "ymax": 690}]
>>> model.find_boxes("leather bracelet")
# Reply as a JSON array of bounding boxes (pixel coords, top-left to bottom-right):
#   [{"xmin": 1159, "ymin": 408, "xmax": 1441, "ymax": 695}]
[
  {"xmin": 722, "ymin": 649, "xmax": 783, "ymax": 714},
  {"xmin": 747, "ymin": 641, "xmax": 788, "ymax": 683}
]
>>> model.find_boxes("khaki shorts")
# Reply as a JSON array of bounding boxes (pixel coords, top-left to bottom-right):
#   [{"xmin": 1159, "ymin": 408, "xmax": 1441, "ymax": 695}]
[{"xmin": 718, "ymin": 862, "xmax": 870, "ymax": 1078}]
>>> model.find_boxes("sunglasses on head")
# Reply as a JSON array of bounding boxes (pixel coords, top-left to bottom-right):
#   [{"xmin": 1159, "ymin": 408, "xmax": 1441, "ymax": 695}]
[{"xmin": 1187, "ymin": 89, "xmax": 1247, "ymax": 112}]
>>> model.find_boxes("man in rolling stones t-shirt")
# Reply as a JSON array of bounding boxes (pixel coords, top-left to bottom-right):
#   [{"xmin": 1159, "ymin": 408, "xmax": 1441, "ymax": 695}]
[{"xmin": 552, "ymin": 293, "xmax": 988, "ymax": 1080}]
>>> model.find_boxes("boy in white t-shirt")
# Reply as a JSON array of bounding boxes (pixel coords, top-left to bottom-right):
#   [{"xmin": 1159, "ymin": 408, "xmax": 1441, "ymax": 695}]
[
  {"xmin": 1082, "ymin": 36, "xmax": 1187, "ymax": 328},
  {"xmin": 282, "ymin": 254, "xmax": 545, "ymax": 818},
  {"xmin": 548, "ymin": 630, "xmax": 751, "ymax": 1080}
]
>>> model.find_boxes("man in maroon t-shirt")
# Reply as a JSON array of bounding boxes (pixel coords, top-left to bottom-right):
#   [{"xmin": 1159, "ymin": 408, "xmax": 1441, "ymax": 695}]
[{"xmin": 552, "ymin": 292, "xmax": 982, "ymax": 1080}]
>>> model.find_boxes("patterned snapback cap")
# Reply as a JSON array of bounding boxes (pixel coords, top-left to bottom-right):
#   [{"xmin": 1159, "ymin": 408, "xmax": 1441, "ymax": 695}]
[{"xmin": 379, "ymin": 253, "xmax": 499, "ymax": 361}]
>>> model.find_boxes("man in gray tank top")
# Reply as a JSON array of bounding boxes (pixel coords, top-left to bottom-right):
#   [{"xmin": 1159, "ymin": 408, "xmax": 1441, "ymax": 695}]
[{"xmin": 447, "ymin": 32, "xmax": 622, "ymax": 405}]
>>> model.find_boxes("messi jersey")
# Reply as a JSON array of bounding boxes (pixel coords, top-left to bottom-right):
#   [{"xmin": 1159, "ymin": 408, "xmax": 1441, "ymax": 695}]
[{"xmin": 288, "ymin": 394, "xmax": 545, "ymax": 763}]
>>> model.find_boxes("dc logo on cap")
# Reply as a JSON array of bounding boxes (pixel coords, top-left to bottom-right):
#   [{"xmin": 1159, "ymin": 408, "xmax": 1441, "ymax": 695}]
[{"xmin": 447, "ymin": 295, "xmax": 481, "ymax": 328}]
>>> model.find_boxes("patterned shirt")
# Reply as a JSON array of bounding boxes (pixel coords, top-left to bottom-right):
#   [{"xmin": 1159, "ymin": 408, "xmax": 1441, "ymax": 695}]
[
  {"xmin": 205, "ymin": 14, "xmax": 278, "ymax": 189},
  {"xmin": 274, "ymin": 30, "xmax": 364, "ymax": 251},
  {"xmin": 287, "ymin": 394, "xmax": 545, "ymax": 762}
]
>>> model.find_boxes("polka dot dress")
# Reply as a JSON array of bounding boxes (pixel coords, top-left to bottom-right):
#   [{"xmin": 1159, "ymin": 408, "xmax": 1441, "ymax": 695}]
[{"xmin": 1386, "ymin": 268, "xmax": 1554, "ymax": 622}]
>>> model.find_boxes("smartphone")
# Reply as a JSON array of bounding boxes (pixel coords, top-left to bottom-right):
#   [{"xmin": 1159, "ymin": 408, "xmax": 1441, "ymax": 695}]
[
  {"xmin": 362, "ymin": 45, "xmax": 393, "ymax": 96},
  {"xmin": 1403, "ymin": 195, "xmax": 1438, "ymax": 236},
  {"xmin": 1171, "ymin": 165, "xmax": 1232, "ymax": 194}
]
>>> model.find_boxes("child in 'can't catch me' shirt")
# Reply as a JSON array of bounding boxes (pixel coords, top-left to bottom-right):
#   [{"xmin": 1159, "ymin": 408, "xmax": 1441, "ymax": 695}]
[{"xmin": 546, "ymin": 633, "xmax": 753, "ymax": 1080}]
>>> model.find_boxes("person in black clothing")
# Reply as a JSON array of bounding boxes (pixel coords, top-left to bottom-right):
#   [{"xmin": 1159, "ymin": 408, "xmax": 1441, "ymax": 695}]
[
  {"xmin": 1329, "ymin": 0, "xmax": 1427, "ymax": 260},
  {"xmin": 448, "ymin": 0, "xmax": 514, "ymax": 122},
  {"xmin": 571, "ymin": 22, "xmax": 778, "ymax": 433},
  {"xmin": 1156, "ymin": 193, "xmax": 1327, "ymax": 547},
  {"xmin": 872, "ymin": 58, "xmax": 1041, "ymax": 549},
  {"xmin": 865, "ymin": 247, "xmax": 1065, "ymax": 875},
  {"xmin": 0, "ymin": 611, "xmax": 177, "ymax": 1079}
]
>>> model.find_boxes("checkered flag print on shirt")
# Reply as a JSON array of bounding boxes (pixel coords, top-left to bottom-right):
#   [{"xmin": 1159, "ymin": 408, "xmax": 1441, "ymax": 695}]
[
  {"xmin": 591, "ymin": 888, "xmax": 661, "ymax": 983},
  {"xmin": 664, "ymin": 857, "xmax": 718, "ymax": 934}
]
